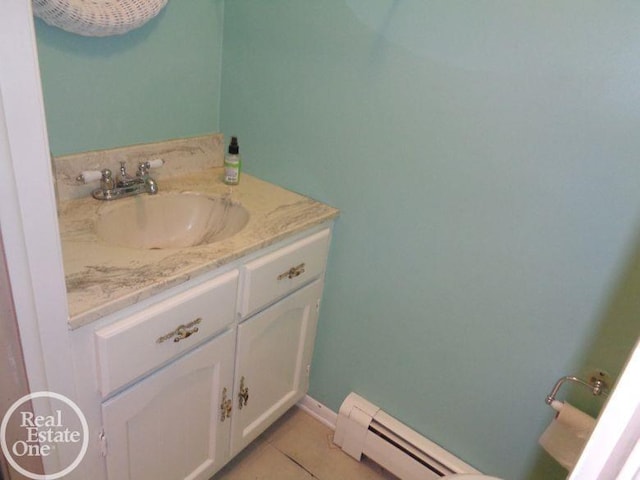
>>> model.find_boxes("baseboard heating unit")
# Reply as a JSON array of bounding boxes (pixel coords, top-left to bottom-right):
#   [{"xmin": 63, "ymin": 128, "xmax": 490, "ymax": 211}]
[{"xmin": 333, "ymin": 392, "xmax": 481, "ymax": 480}]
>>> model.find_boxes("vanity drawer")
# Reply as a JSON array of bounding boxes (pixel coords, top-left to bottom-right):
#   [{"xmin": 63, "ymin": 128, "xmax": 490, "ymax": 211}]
[
  {"xmin": 240, "ymin": 228, "xmax": 330, "ymax": 318},
  {"xmin": 95, "ymin": 270, "xmax": 239, "ymax": 398}
]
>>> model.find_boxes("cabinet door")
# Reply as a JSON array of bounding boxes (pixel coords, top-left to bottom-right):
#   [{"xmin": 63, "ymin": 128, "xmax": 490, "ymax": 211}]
[
  {"xmin": 231, "ymin": 279, "xmax": 324, "ymax": 456},
  {"xmin": 102, "ymin": 329, "xmax": 235, "ymax": 480}
]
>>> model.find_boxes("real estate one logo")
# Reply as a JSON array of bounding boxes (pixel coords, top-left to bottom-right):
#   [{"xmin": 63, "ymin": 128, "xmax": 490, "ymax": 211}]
[{"xmin": 0, "ymin": 391, "xmax": 89, "ymax": 479}]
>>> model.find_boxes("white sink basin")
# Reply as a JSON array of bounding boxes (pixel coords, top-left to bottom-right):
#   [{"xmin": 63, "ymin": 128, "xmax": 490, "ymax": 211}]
[{"xmin": 95, "ymin": 193, "xmax": 250, "ymax": 249}]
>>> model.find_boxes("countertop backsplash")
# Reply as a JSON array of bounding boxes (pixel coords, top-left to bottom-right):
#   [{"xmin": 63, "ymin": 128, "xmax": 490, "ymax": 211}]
[{"xmin": 53, "ymin": 133, "xmax": 225, "ymax": 202}]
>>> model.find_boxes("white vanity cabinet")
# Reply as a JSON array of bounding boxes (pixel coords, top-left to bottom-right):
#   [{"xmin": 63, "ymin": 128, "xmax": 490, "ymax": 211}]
[{"xmin": 75, "ymin": 226, "xmax": 333, "ymax": 480}]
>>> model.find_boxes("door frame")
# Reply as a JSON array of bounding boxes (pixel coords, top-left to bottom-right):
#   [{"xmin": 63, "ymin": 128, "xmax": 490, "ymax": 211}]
[{"xmin": 0, "ymin": 1, "xmax": 75, "ymax": 476}]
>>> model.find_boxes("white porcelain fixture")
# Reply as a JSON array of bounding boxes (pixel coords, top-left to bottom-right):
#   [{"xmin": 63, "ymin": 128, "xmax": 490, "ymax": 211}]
[{"xmin": 95, "ymin": 192, "xmax": 249, "ymax": 249}]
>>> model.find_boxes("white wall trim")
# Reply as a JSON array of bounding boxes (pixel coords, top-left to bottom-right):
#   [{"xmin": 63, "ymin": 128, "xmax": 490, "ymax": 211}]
[
  {"xmin": 569, "ymin": 338, "xmax": 640, "ymax": 480},
  {"xmin": 0, "ymin": 0, "xmax": 73, "ymax": 396},
  {"xmin": 0, "ymin": 1, "xmax": 76, "ymax": 475},
  {"xmin": 297, "ymin": 395, "xmax": 338, "ymax": 430}
]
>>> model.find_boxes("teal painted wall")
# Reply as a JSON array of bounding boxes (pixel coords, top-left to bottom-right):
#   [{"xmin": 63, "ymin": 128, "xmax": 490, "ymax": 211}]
[
  {"xmin": 35, "ymin": 1, "xmax": 224, "ymax": 156},
  {"xmin": 219, "ymin": 2, "xmax": 640, "ymax": 479},
  {"xmin": 33, "ymin": 1, "xmax": 640, "ymax": 478}
]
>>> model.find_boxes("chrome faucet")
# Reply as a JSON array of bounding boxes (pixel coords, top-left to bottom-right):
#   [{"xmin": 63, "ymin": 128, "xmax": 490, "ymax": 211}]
[
  {"xmin": 136, "ymin": 162, "xmax": 159, "ymax": 195},
  {"xmin": 91, "ymin": 161, "xmax": 160, "ymax": 200}
]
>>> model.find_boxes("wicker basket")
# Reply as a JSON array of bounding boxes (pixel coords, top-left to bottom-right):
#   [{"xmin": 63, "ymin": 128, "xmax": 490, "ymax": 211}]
[{"xmin": 32, "ymin": 0, "xmax": 169, "ymax": 37}]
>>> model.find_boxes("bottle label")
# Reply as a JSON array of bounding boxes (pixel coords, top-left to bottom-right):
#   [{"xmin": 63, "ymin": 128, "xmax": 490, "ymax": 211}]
[{"xmin": 224, "ymin": 165, "xmax": 239, "ymax": 184}]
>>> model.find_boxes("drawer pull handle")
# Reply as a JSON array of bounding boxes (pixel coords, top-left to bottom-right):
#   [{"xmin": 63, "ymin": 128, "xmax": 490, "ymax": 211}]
[
  {"xmin": 173, "ymin": 325, "xmax": 199, "ymax": 343},
  {"xmin": 238, "ymin": 376, "xmax": 249, "ymax": 409},
  {"xmin": 277, "ymin": 263, "xmax": 306, "ymax": 281},
  {"xmin": 220, "ymin": 387, "xmax": 232, "ymax": 422},
  {"xmin": 156, "ymin": 318, "xmax": 202, "ymax": 344}
]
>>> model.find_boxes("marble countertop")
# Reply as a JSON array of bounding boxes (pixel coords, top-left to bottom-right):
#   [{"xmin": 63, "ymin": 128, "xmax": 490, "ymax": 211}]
[{"xmin": 59, "ymin": 168, "xmax": 339, "ymax": 329}]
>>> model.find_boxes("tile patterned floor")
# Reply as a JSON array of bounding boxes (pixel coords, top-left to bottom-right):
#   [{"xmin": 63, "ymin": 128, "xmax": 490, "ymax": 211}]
[{"xmin": 213, "ymin": 407, "xmax": 399, "ymax": 480}]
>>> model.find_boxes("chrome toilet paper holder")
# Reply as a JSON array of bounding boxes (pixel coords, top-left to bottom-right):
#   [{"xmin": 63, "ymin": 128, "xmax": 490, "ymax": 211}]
[{"xmin": 545, "ymin": 371, "xmax": 610, "ymax": 406}]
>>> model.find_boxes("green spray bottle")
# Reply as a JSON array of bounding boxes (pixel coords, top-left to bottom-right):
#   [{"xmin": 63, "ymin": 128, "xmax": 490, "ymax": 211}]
[{"xmin": 223, "ymin": 136, "xmax": 241, "ymax": 185}]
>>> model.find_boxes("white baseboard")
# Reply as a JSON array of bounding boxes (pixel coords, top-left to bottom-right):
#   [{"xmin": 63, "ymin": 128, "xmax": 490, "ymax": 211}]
[{"xmin": 296, "ymin": 394, "xmax": 338, "ymax": 430}]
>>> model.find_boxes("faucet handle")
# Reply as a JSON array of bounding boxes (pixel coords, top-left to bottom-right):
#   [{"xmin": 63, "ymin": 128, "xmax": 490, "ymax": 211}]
[
  {"xmin": 100, "ymin": 169, "xmax": 115, "ymax": 191},
  {"xmin": 137, "ymin": 162, "xmax": 149, "ymax": 177},
  {"xmin": 147, "ymin": 158, "xmax": 164, "ymax": 169},
  {"xmin": 137, "ymin": 158, "xmax": 164, "ymax": 177}
]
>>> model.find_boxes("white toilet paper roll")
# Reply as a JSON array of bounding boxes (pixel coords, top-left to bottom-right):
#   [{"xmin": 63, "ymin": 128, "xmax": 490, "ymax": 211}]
[{"xmin": 539, "ymin": 402, "xmax": 596, "ymax": 470}]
